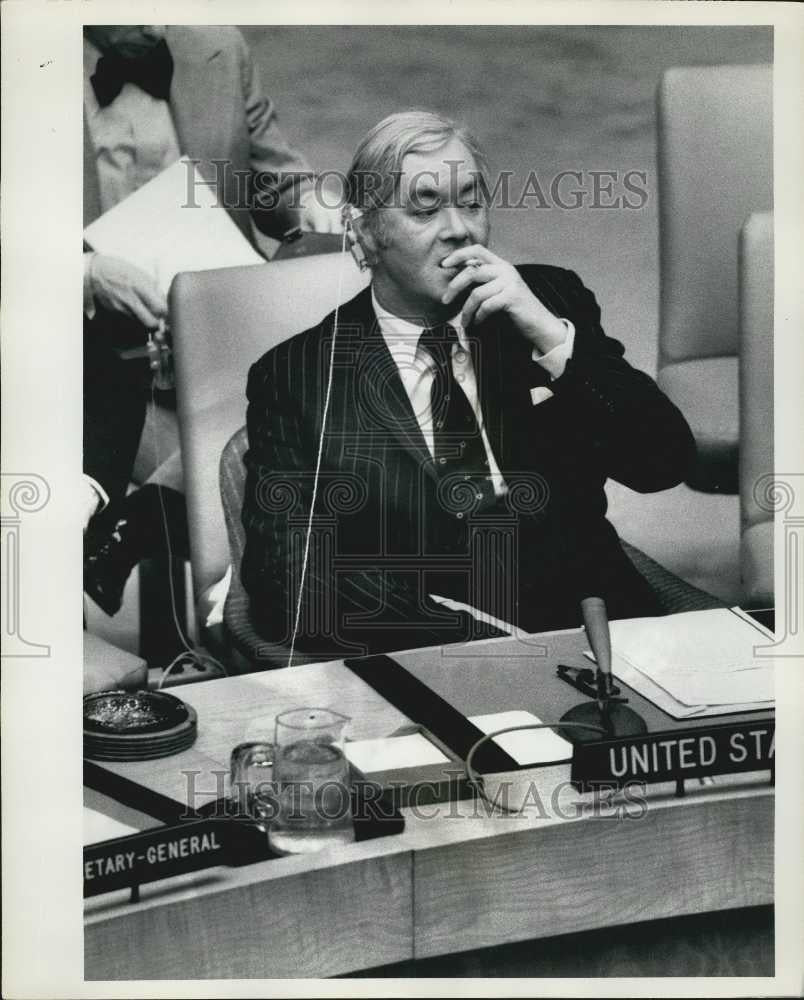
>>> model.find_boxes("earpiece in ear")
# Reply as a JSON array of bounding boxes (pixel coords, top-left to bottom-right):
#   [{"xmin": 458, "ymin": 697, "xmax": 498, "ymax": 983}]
[
  {"xmin": 343, "ymin": 205, "xmax": 370, "ymax": 272},
  {"xmin": 348, "ymin": 234, "xmax": 370, "ymax": 273}
]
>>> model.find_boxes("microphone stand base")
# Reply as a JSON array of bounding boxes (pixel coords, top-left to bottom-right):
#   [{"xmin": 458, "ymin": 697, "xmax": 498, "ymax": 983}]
[{"xmin": 558, "ymin": 701, "xmax": 647, "ymax": 744}]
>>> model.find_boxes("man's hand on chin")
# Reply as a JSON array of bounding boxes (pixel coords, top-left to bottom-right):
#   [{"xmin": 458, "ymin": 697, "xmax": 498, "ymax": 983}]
[{"xmin": 440, "ymin": 245, "xmax": 567, "ymax": 355}]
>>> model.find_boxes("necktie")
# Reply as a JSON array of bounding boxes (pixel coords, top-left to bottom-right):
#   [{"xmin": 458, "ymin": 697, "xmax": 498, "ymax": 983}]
[
  {"xmin": 91, "ymin": 40, "xmax": 174, "ymax": 108},
  {"xmin": 418, "ymin": 324, "xmax": 490, "ymax": 479},
  {"xmin": 418, "ymin": 325, "xmax": 500, "ymax": 610}
]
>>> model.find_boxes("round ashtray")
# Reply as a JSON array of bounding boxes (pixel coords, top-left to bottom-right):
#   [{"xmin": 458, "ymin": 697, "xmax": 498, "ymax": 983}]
[{"xmin": 83, "ymin": 690, "xmax": 190, "ymax": 736}]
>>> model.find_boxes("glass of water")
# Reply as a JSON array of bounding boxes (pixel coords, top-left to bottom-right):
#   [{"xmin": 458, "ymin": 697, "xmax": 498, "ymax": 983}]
[
  {"xmin": 268, "ymin": 707, "xmax": 354, "ymax": 855},
  {"xmin": 229, "ymin": 741, "xmax": 277, "ymax": 822}
]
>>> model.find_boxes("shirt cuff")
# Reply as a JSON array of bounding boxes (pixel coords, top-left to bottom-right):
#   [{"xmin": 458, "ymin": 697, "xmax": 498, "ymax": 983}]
[
  {"xmin": 84, "ymin": 252, "xmax": 97, "ymax": 319},
  {"xmin": 83, "ymin": 473, "xmax": 109, "ymax": 515},
  {"xmin": 297, "ymin": 185, "xmax": 321, "ymax": 219},
  {"xmin": 297, "ymin": 183, "xmax": 317, "ymax": 201},
  {"xmin": 531, "ymin": 318, "xmax": 575, "ymax": 380}
]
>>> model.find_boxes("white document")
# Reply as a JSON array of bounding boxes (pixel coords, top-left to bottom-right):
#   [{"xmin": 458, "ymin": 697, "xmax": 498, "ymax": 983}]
[
  {"xmin": 586, "ymin": 607, "xmax": 775, "ymax": 718},
  {"xmin": 468, "ymin": 710, "xmax": 573, "ymax": 765},
  {"xmin": 596, "ymin": 651, "xmax": 772, "ymax": 719},
  {"xmin": 611, "ymin": 607, "xmax": 773, "ymax": 673},
  {"xmin": 667, "ymin": 667, "xmax": 774, "ymax": 706},
  {"xmin": 429, "ymin": 593, "xmax": 516, "ymax": 635},
  {"xmin": 344, "ymin": 733, "xmax": 450, "ymax": 773},
  {"xmin": 83, "ymin": 807, "xmax": 139, "ymax": 846},
  {"xmin": 83, "ymin": 156, "xmax": 264, "ymax": 296}
]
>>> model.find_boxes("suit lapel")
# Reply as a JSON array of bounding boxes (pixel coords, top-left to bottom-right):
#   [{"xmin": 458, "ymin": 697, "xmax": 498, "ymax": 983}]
[
  {"xmin": 339, "ymin": 287, "xmax": 559, "ymax": 480},
  {"xmin": 334, "ymin": 269, "xmax": 564, "ymax": 489},
  {"xmin": 344, "ymin": 290, "xmax": 437, "ymax": 483},
  {"xmin": 166, "ymin": 28, "xmax": 230, "ymax": 162},
  {"xmin": 470, "ymin": 309, "xmax": 555, "ymax": 469},
  {"xmin": 83, "ymin": 116, "xmax": 102, "ymax": 228}
]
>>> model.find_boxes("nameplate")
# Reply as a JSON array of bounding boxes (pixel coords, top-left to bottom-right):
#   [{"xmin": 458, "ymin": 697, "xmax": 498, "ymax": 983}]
[
  {"xmin": 83, "ymin": 819, "xmax": 263, "ymax": 898},
  {"xmin": 570, "ymin": 719, "xmax": 775, "ymax": 792}
]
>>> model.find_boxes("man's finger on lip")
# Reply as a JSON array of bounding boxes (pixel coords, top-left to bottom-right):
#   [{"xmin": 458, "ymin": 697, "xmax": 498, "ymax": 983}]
[
  {"xmin": 440, "ymin": 247, "xmax": 484, "ymax": 268},
  {"xmin": 440, "ymin": 258, "xmax": 483, "ymax": 276},
  {"xmin": 442, "ymin": 264, "xmax": 484, "ymax": 302}
]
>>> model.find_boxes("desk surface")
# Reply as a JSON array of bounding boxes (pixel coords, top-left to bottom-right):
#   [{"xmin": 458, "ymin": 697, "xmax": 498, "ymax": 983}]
[{"xmin": 84, "ymin": 629, "xmax": 774, "ymax": 980}]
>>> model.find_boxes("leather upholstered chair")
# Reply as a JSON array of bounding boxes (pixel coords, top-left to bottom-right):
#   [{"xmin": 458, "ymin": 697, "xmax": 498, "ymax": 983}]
[
  {"xmin": 656, "ymin": 64, "xmax": 772, "ymax": 493},
  {"xmin": 169, "ymin": 253, "xmax": 369, "ymax": 665},
  {"xmin": 218, "ymin": 426, "xmax": 324, "ymax": 670},
  {"xmin": 738, "ymin": 212, "xmax": 774, "ymax": 607}
]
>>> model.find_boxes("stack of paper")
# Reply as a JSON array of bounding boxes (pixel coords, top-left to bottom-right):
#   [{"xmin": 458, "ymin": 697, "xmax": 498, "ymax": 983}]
[
  {"xmin": 343, "ymin": 711, "xmax": 573, "ymax": 773},
  {"xmin": 84, "ymin": 807, "xmax": 139, "ymax": 846},
  {"xmin": 344, "ymin": 733, "xmax": 449, "ymax": 772},
  {"xmin": 468, "ymin": 710, "xmax": 573, "ymax": 765},
  {"xmin": 586, "ymin": 608, "xmax": 775, "ymax": 718}
]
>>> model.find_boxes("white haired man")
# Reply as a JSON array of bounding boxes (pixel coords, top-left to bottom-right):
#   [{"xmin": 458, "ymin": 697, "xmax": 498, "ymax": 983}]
[{"xmin": 241, "ymin": 110, "xmax": 695, "ymax": 658}]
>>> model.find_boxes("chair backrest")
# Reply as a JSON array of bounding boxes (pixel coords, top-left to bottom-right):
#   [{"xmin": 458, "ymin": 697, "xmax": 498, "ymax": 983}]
[
  {"xmin": 657, "ymin": 64, "xmax": 772, "ymax": 367},
  {"xmin": 739, "ymin": 211, "xmax": 774, "ymax": 533},
  {"xmin": 170, "ymin": 254, "xmax": 370, "ymax": 600}
]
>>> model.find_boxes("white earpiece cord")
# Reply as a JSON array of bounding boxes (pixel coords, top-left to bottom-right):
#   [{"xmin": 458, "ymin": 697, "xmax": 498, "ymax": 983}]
[
  {"xmin": 286, "ymin": 226, "xmax": 351, "ymax": 668},
  {"xmin": 465, "ymin": 722, "xmax": 605, "ymax": 815}
]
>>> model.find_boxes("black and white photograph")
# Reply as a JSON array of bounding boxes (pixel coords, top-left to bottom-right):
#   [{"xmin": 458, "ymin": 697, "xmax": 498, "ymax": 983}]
[{"xmin": 2, "ymin": 1, "xmax": 802, "ymax": 995}]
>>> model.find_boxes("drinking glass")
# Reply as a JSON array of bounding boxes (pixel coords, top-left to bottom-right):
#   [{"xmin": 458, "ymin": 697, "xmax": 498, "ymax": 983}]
[
  {"xmin": 229, "ymin": 741, "xmax": 277, "ymax": 821},
  {"xmin": 267, "ymin": 708, "xmax": 354, "ymax": 855}
]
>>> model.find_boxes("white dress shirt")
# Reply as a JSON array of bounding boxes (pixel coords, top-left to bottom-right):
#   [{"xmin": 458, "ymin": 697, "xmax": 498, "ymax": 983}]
[
  {"xmin": 372, "ymin": 289, "xmax": 575, "ymax": 498},
  {"xmin": 83, "ymin": 37, "xmax": 181, "ymax": 213},
  {"xmin": 83, "ymin": 37, "xmax": 181, "ymax": 315}
]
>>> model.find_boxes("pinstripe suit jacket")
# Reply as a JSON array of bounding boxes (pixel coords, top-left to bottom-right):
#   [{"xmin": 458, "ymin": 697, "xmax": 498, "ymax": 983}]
[{"xmin": 241, "ymin": 265, "xmax": 695, "ymax": 655}]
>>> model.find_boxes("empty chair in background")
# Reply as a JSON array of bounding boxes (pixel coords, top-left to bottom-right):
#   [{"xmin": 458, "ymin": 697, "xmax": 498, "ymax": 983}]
[{"xmin": 656, "ymin": 64, "xmax": 772, "ymax": 494}]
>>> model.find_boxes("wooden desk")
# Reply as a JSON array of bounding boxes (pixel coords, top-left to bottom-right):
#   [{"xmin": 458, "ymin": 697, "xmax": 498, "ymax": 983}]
[{"xmin": 84, "ymin": 630, "xmax": 773, "ymax": 979}]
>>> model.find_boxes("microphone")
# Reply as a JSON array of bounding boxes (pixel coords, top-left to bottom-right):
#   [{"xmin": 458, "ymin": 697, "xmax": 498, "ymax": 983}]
[
  {"xmin": 580, "ymin": 597, "xmax": 613, "ymax": 713},
  {"xmin": 557, "ymin": 596, "xmax": 647, "ymax": 744}
]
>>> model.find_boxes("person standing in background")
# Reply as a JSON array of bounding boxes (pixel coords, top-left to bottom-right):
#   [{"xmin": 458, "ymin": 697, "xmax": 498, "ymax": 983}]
[{"xmin": 83, "ymin": 24, "xmax": 340, "ymax": 615}]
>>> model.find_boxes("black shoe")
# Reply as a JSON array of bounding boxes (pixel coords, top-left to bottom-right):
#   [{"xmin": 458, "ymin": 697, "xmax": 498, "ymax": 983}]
[{"xmin": 84, "ymin": 485, "xmax": 189, "ymax": 616}]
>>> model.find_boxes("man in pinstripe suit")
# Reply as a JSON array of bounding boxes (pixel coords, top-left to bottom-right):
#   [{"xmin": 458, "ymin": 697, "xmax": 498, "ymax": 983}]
[{"xmin": 241, "ymin": 111, "xmax": 695, "ymax": 659}]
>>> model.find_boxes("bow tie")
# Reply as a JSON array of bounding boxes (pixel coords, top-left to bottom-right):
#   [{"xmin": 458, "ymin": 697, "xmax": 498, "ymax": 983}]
[{"xmin": 91, "ymin": 40, "xmax": 174, "ymax": 108}]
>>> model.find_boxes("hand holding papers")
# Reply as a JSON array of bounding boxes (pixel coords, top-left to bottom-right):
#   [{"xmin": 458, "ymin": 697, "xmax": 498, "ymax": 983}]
[
  {"xmin": 83, "ymin": 157, "xmax": 264, "ymax": 298},
  {"xmin": 88, "ymin": 253, "xmax": 167, "ymax": 329}
]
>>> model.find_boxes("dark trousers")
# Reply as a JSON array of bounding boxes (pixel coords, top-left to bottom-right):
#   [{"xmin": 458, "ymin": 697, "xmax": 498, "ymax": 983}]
[{"xmin": 83, "ymin": 311, "xmax": 150, "ymax": 503}]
